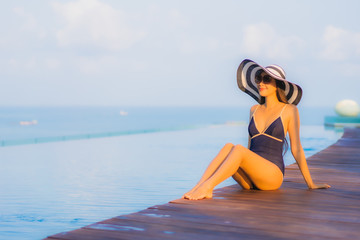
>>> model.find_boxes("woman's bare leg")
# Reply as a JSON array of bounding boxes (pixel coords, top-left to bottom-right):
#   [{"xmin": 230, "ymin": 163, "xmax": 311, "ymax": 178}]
[
  {"xmin": 185, "ymin": 144, "xmax": 283, "ymax": 200},
  {"xmin": 183, "ymin": 143, "xmax": 234, "ymax": 199},
  {"xmin": 232, "ymin": 168, "xmax": 254, "ymax": 190}
]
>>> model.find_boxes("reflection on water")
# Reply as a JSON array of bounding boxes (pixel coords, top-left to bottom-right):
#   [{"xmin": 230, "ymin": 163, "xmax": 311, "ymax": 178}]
[{"xmin": 0, "ymin": 124, "xmax": 342, "ymax": 239}]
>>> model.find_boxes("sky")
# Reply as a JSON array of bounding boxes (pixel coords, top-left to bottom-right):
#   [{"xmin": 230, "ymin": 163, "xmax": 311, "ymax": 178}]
[{"xmin": 1, "ymin": 0, "xmax": 359, "ymax": 107}]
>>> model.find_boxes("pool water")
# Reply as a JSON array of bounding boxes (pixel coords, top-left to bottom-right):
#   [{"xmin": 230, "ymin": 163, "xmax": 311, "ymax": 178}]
[{"xmin": 0, "ymin": 107, "xmax": 342, "ymax": 239}]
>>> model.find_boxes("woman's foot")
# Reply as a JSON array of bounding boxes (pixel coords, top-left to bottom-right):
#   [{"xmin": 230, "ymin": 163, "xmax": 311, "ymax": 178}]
[
  {"xmin": 182, "ymin": 185, "xmax": 201, "ymax": 199},
  {"xmin": 183, "ymin": 184, "xmax": 213, "ymax": 200}
]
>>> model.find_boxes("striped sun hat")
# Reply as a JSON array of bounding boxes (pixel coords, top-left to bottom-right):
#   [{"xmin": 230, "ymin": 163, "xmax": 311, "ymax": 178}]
[{"xmin": 237, "ymin": 59, "xmax": 302, "ymax": 105}]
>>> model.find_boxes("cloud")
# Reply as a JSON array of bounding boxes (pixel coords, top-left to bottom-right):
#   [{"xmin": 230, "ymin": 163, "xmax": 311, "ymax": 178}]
[
  {"xmin": 52, "ymin": 0, "xmax": 146, "ymax": 50},
  {"xmin": 12, "ymin": 7, "xmax": 46, "ymax": 39},
  {"xmin": 241, "ymin": 23, "xmax": 304, "ymax": 59},
  {"xmin": 319, "ymin": 25, "xmax": 360, "ymax": 61},
  {"xmin": 4, "ymin": 57, "xmax": 60, "ymax": 73},
  {"xmin": 68, "ymin": 55, "xmax": 148, "ymax": 76},
  {"xmin": 13, "ymin": 7, "xmax": 37, "ymax": 31}
]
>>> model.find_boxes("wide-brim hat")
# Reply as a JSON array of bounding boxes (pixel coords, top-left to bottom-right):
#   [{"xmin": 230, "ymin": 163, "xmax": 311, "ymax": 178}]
[{"xmin": 237, "ymin": 59, "xmax": 302, "ymax": 105}]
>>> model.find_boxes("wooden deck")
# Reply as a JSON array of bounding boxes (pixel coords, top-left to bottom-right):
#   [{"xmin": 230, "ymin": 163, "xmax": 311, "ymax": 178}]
[{"xmin": 45, "ymin": 128, "xmax": 360, "ymax": 240}]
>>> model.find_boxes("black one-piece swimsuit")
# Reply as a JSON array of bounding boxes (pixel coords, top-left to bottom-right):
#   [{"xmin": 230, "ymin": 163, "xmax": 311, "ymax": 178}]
[{"xmin": 248, "ymin": 105, "xmax": 287, "ymax": 175}]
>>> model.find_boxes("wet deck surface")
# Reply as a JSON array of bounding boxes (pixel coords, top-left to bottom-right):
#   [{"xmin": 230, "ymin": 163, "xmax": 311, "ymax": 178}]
[{"xmin": 45, "ymin": 128, "xmax": 360, "ymax": 240}]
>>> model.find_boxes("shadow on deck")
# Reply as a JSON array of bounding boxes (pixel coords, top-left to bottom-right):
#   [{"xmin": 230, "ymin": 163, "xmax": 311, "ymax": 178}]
[{"xmin": 45, "ymin": 128, "xmax": 360, "ymax": 240}]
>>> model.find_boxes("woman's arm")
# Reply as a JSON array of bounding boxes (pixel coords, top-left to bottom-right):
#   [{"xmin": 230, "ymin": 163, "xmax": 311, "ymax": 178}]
[{"xmin": 287, "ymin": 105, "xmax": 330, "ymax": 189}]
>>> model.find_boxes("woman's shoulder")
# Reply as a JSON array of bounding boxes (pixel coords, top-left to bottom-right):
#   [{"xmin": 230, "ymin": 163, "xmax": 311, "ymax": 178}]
[
  {"xmin": 285, "ymin": 104, "xmax": 298, "ymax": 112},
  {"xmin": 283, "ymin": 104, "xmax": 299, "ymax": 118},
  {"xmin": 250, "ymin": 104, "xmax": 260, "ymax": 113}
]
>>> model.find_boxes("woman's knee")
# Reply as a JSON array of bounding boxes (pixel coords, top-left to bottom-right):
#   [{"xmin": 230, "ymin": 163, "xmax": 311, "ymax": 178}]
[
  {"xmin": 223, "ymin": 143, "xmax": 247, "ymax": 151},
  {"xmin": 224, "ymin": 143, "xmax": 234, "ymax": 148},
  {"xmin": 226, "ymin": 144, "xmax": 247, "ymax": 162},
  {"xmin": 234, "ymin": 144, "xmax": 246, "ymax": 152}
]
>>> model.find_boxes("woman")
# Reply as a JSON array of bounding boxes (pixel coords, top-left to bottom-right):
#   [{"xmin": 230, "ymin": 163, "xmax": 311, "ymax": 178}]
[{"xmin": 183, "ymin": 59, "xmax": 330, "ymax": 200}]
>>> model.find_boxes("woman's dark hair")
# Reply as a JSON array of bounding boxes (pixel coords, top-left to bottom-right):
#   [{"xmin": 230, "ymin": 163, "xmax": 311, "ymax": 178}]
[
  {"xmin": 283, "ymin": 138, "xmax": 289, "ymax": 156},
  {"xmin": 276, "ymin": 80, "xmax": 289, "ymax": 155},
  {"xmin": 275, "ymin": 81, "xmax": 289, "ymax": 104}
]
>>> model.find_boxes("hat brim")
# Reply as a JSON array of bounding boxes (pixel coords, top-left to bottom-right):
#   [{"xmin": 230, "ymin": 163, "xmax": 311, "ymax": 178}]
[{"xmin": 237, "ymin": 59, "xmax": 302, "ymax": 105}]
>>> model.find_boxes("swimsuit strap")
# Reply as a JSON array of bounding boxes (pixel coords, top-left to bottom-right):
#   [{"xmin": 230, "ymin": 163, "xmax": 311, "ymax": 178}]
[
  {"xmin": 252, "ymin": 105, "xmax": 260, "ymax": 117},
  {"xmin": 279, "ymin": 104, "xmax": 288, "ymax": 117},
  {"xmin": 253, "ymin": 104, "xmax": 286, "ymax": 118}
]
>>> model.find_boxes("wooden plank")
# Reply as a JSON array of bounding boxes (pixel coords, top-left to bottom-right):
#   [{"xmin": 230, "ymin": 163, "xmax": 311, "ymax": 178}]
[
  {"xmin": 44, "ymin": 128, "xmax": 360, "ymax": 240},
  {"xmin": 149, "ymin": 203, "xmax": 360, "ymax": 224},
  {"xmin": 121, "ymin": 207, "xmax": 359, "ymax": 239}
]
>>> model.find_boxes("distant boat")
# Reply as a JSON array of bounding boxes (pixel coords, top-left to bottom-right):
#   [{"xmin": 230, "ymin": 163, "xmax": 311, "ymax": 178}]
[
  {"xmin": 119, "ymin": 111, "xmax": 128, "ymax": 116},
  {"xmin": 19, "ymin": 120, "xmax": 38, "ymax": 126}
]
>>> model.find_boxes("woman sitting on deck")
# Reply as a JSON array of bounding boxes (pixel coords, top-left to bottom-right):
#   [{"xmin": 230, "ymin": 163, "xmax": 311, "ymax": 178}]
[{"xmin": 183, "ymin": 59, "xmax": 330, "ymax": 200}]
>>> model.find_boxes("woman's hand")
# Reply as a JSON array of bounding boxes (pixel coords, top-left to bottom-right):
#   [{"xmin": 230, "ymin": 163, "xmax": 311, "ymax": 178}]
[{"xmin": 309, "ymin": 183, "xmax": 331, "ymax": 189}]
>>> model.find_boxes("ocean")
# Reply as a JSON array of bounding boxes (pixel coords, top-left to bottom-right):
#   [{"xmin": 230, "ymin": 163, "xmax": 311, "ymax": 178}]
[{"xmin": 0, "ymin": 106, "xmax": 342, "ymax": 239}]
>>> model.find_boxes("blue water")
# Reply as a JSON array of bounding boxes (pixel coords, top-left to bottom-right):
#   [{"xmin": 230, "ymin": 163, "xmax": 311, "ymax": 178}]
[
  {"xmin": 0, "ymin": 106, "xmax": 342, "ymax": 239},
  {"xmin": 0, "ymin": 106, "xmax": 247, "ymax": 146}
]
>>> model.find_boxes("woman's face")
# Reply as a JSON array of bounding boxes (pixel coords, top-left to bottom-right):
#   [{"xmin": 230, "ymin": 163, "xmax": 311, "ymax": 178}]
[{"xmin": 256, "ymin": 73, "xmax": 277, "ymax": 97}]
